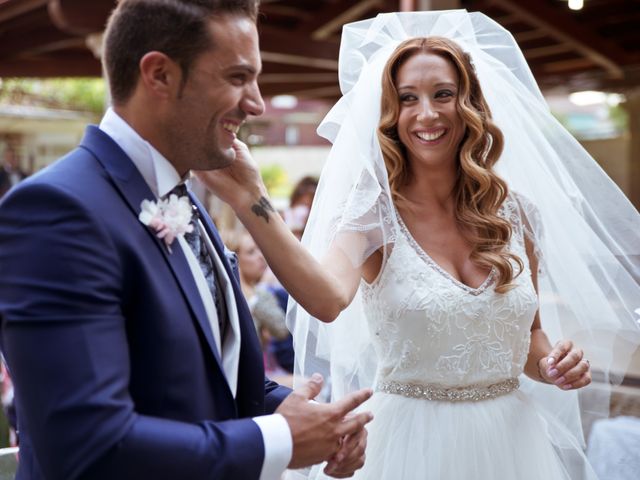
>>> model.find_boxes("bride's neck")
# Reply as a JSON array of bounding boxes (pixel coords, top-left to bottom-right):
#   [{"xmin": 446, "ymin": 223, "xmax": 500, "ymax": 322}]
[{"xmin": 399, "ymin": 167, "xmax": 457, "ymax": 215}]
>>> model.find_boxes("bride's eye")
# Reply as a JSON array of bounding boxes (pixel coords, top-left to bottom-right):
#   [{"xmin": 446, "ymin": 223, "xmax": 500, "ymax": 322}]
[
  {"xmin": 435, "ymin": 89, "xmax": 454, "ymax": 100},
  {"xmin": 399, "ymin": 93, "xmax": 417, "ymax": 103}
]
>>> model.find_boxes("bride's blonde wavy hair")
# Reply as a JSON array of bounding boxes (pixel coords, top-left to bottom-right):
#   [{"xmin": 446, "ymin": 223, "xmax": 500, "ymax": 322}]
[{"xmin": 378, "ymin": 37, "xmax": 523, "ymax": 292}]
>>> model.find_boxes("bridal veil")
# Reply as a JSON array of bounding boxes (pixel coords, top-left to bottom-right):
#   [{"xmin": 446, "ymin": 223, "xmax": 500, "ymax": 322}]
[{"xmin": 287, "ymin": 8, "xmax": 640, "ymax": 466}]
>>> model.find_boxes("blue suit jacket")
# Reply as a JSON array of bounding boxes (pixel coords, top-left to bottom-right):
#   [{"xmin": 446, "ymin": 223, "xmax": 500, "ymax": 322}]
[{"xmin": 0, "ymin": 127, "xmax": 291, "ymax": 480}]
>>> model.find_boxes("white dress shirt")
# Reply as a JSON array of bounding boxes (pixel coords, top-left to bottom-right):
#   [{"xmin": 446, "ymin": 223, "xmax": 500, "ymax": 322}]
[{"xmin": 99, "ymin": 108, "xmax": 292, "ymax": 480}]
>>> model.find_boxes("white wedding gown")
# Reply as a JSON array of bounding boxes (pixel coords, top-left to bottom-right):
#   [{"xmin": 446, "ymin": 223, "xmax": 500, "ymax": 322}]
[{"xmin": 301, "ymin": 195, "xmax": 598, "ymax": 480}]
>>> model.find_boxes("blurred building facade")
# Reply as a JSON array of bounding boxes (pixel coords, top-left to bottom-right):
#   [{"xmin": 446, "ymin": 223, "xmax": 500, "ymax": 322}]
[{"xmin": 0, "ymin": 105, "xmax": 93, "ymax": 175}]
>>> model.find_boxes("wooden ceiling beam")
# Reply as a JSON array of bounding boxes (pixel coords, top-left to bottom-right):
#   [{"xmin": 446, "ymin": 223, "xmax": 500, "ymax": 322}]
[
  {"xmin": 258, "ymin": 81, "xmax": 334, "ymax": 93},
  {"xmin": 260, "ymin": 62, "xmax": 335, "ymax": 75},
  {"xmin": 0, "ymin": 0, "xmax": 48, "ymax": 23},
  {"xmin": 260, "ymin": 62, "xmax": 338, "ymax": 76},
  {"xmin": 541, "ymin": 58, "xmax": 596, "ymax": 74},
  {"xmin": 0, "ymin": 2, "xmax": 51, "ymax": 33},
  {"xmin": 16, "ymin": 37, "xmax": 86, "ymax": 58},
  {"xmin": 598, "ymin": 21, "xmax": 640, "ymax": 38},
  {"xmin": 0, "ymin": 53, "xmax": 101, "ymax": 77},
  {"xmin": 479, "ymin": 0, "xmax": 627, "ymax": 78},
  {"xmin": 574, "ymin": 1, "xmax": 638, "ymax": 23},
  {"xmin": 259, "ymin": 73, "xmax": 338, "ymax": 84},
  {"xmin": 523, "ymin": 44, "xmax": 575, "ymax": 60},
  {"xmin": 287, "ymin": 85, "xmax": 342, "ymax": 99},
  {"xmin": 259, "ymin": 4, "xmax": 312, "ymax": 20},
  {"xmin": 261, "ymin": 84, "xmax": 342, "ymax": 99},
  {"xmin": 0, "ymin": 25, "xmax": 73, "ymax": 58},
  {"xmin": 492, "ymin": 13, "xmax": 521, "ymax": 26},
  {"xmin": 586, "ymin": 11, "xmax": 640, "ymax": 29},
  {"xmin": 570, "ymin": 66, "xmax": 640, "ymax": 93},
  {"xmin": 47, "ymin": 0, "xmax": 115, "ymax": 36},
  {"xmin": 294, "ymin": 0, "xmax": 361, "ymax": 33},
  {"xmin": 259, "ymin": 27, "xmax": 339, "ymax": 70},
  {"xmin": 260, "ymin": 51, "xmax": 339, "ymax": 70},
  {"xmin": 512, "ymin": 29, "xmax": 547, "ymax": 43},
  {"xmin": 308, "ymin": 0, "xmax": 383, "ymax": 40},
  {"xmin": 311, "ymin": 0, "xmax": 383, "ymax": 40},
  {"xmin": 260, "ymin": 26, "xmax": 339, "ymax": 60}
]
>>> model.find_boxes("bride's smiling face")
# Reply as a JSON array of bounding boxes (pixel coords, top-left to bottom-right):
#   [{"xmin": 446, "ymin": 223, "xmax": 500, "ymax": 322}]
[{"xmin": 394, "ymin": 52, "xmax": 465, "ymax": 171}]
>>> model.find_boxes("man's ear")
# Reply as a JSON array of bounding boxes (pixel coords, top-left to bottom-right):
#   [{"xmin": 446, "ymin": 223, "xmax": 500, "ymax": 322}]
[{"xmin": 138, "ymin": 51, "xmax": 182, "ymax": 100}]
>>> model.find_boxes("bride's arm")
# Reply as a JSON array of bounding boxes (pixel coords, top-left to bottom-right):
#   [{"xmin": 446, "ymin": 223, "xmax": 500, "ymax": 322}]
[
  {"xmin": 196, "ymin": 140, "xmax": 368, "ymax": 322},
  {"xmin": 522, "ymin": 235, "xmax": 554, "ymax": 383},
  {"xmin": 239, "ymin": 208, "xmax": 363, "ymax": 323},
  {"xmin": 522, "ymin": 227, "xmax": 591, "ymax": 389}
]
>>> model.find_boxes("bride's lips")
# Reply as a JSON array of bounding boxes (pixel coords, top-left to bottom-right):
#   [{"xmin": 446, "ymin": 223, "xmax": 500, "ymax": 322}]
[{"xmin": 413, "ymin": 127, "xmax": 447, "ymax": 145}]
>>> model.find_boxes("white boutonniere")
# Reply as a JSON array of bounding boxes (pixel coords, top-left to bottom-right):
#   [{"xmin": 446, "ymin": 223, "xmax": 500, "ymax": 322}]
[{"xmin": 139, "ymin": 194, "xmax": 193, "ymax": 253}]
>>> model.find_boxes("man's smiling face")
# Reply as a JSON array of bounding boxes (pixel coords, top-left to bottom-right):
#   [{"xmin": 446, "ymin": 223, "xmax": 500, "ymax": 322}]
[{"xmin": 168, "ymin": 13, "xmax": 264, "ymax": 172}]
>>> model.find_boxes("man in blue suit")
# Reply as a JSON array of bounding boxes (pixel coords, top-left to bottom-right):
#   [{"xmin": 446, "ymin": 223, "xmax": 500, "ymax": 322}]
[{"xmin": 0, "ymin": 1, "xmax": 372, "ymax": 479}]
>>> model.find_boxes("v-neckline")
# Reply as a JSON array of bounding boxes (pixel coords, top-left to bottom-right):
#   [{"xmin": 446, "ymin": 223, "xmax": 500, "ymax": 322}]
[{"xmin": 394, "ymin": 208, "xmax": 496, "ymax": 296}]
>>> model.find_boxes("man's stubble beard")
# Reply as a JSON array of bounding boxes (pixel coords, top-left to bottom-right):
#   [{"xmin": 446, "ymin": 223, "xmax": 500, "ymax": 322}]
[
  {"xmin": 168, "ymin": 114, "xmax": 236, "ymax": 173},
  {"xmin": 200, "ymin": 130, "xmax": 237, "ymax": 171}
]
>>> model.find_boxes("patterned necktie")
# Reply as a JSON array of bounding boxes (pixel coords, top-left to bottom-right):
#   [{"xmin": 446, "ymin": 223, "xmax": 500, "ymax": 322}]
[{"xmin": 169, "ymin": 184, "xmax": 228, "ymax": 341}]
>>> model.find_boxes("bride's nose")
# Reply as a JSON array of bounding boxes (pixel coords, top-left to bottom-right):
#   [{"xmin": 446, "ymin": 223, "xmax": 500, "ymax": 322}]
[{"xmin": 417, "ymin": 100, "xmax": 438, "ymax": 122}]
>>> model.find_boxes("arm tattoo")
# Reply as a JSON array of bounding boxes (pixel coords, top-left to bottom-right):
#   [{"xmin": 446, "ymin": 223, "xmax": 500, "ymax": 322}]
[{"xmin": 251, "ymin": 196, "xmax": 275, "ymax": 223}]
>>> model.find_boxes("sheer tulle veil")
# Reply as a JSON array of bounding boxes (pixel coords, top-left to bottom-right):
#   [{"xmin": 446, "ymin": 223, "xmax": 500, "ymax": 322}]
[{"xmin": 286, "ymin": 8, "xmax": 640, "ymax": 457}]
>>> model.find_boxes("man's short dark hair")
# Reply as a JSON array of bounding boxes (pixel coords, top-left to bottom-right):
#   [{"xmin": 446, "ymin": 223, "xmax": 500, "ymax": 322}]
[{"xmin": 103, "ymin": 0, "xmax": 259, "ymax": 105}]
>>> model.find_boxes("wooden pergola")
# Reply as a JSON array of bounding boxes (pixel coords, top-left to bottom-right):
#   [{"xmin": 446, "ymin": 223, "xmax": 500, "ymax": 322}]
[
  {"xmin": 1, "ymin": 0, "xmax": 639, "ymax": 206},
  {"xmin": 0, "ymin": 0, "xmax": 639, "ymax": 98}
]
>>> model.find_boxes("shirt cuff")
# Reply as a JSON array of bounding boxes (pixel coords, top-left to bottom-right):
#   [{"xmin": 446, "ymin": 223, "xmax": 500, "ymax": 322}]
[{"xmin": 253, "ymin": 413, "xmax": 292, "ymax": 480}]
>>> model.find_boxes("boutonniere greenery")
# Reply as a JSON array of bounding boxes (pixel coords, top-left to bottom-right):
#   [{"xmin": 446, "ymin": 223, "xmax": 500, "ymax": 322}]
[{"xmin": 139, "ymin": 194, "xmax": 193, "ymax": 253}]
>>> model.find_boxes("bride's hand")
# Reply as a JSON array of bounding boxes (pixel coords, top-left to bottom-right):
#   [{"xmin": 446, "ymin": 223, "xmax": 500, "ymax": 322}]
[
  {"xmin": 195, "ymin": 139, "xmax": 266, "ymax": 211},
  {"xmin": 538, "ymin": 340, "xmax": 591, "ymax": 390}
]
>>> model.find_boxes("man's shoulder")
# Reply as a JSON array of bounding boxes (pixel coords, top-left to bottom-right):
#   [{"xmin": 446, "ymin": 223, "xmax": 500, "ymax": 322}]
[
  {"xmin": 22, "ymin": 147, "xmax": 97, "ymax": 189},
  {"xmin": 30, "ymin": 125, "xmax": 122, "ymax": 182},
  {"xmin": 31, "ymin": 125, "xmax": 124, "ymax": 183}
]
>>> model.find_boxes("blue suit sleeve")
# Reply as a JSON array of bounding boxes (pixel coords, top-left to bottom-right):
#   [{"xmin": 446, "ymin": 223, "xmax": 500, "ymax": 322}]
[
  {"xmin": 0, "ymin": 183, "xmax": 267, "ymax": 480},
  {"xmin": 263, "ymin": 377, "xmax": 291, "ymax": 414}
]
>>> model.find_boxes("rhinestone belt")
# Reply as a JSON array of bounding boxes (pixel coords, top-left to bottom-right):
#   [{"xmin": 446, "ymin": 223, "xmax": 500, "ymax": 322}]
[{"xmin": 376, "ymin": 378, "xmax": 519, "ymax": 402}]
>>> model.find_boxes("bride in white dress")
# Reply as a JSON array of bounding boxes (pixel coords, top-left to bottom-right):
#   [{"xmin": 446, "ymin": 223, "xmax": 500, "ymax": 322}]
[{"xmin": 199, "ymin": 10, "xmax": 640, "ymax": 480}]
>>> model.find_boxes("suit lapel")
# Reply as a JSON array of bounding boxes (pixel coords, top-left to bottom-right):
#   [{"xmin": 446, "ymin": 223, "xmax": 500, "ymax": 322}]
[
  {"xmin": 79, "ymin": 126, "xmax": 225, "ymax": 369},
  {"xmin": 206, "ymin": 238, "xmax": 241, "ymax": 396}
]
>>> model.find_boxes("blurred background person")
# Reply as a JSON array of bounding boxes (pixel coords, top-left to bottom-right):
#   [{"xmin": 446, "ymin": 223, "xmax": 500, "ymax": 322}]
[
  {"xmin": 216, "ymin": 174, "xmax": 319, "ymax": 376},
  {"xmin": 223, "ymin": 228, "xmax": 293, "ymax": 387},
  {"xmin": 0, "ymin": 150, "xmax": 20, "ymax": 445},
  {"xmin": 0, "ymin": 355, "xmax": 17, "ymax": 447},
  {"xmin": 270, "ymin": 175, "xmax": 320, "ymax": 373},
  {"xmin": 0, "ymin": 147, "xmax": 27, "ymax": 198},
  {"xmin": 283, "ymin": 176, "xmax": 318, "ymax": 239}
]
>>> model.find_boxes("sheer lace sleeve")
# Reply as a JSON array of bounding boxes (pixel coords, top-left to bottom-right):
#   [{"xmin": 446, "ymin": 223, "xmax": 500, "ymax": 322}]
[{"xmin": 510, "ymin": 191, "xmax": 545, "ymax": 276}]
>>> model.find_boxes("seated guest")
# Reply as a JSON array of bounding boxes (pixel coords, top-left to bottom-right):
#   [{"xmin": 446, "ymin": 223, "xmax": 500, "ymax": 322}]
[{"xmin": 223, "ymin": 229, "xmax": 292, "ymax": 383}]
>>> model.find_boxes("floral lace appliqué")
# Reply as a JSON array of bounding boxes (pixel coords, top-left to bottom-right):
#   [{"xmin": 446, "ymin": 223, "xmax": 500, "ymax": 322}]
[{"xmin": 363, "ymin": 195, "xmax": 539, "ymax": 386}]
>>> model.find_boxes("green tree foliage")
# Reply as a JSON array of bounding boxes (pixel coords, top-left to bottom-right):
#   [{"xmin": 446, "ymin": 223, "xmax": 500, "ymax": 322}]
[
  {"xmin": 260, "ymin": 163, "xmax": 289, "ymax": 198},
  {"xmin": 609, "ymin": 103, "xmax": 628, "ymax": 132},
  {"xmin": 0, "ymin": 78, "xmax": 106, "ymax": 114}
]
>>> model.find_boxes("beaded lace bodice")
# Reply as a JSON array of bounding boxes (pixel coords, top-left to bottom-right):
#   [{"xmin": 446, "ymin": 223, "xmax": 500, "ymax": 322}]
[{"xmin": 361, "ymin": 196, "xmax": 538, "ymax": 388}]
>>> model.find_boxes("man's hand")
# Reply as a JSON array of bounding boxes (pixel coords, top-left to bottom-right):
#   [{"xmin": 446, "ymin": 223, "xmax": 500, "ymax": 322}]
[
  {"xmin": 538, "ymin": 340, "xmax": 591, "ymax": 390},
  {"xmin": 276, "ymin": 373, "xmax": 373, "ymax": 470}
]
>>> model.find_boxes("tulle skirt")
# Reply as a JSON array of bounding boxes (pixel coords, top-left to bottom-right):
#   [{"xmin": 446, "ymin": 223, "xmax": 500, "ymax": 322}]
[{"xmin": 287, "ymin": 389, "xmax": 599, "ymax": 480}]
